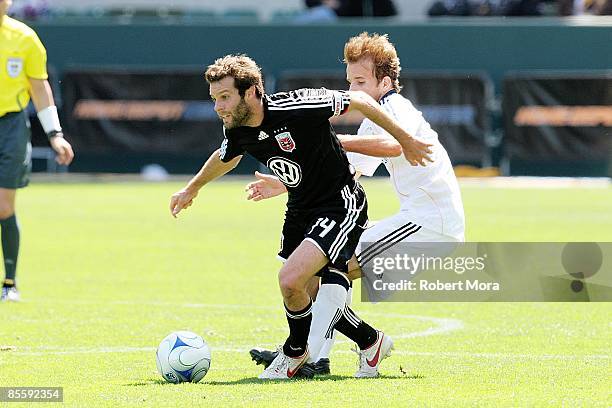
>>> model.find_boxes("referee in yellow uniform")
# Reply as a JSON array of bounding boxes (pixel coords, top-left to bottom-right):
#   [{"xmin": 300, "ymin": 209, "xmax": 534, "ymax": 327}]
[{"xmin": 1, "ymin": 0, "xmax": 74, "ymax": 301}]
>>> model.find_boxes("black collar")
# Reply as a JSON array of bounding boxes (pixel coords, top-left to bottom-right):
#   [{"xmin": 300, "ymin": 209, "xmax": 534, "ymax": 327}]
[{"xmin": 379, "ymin": 89, "xmax": 397, "ymax": 103}]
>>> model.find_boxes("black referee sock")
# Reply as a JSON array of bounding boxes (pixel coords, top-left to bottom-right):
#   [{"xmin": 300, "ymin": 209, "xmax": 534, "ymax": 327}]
[
  {"xmin": 282, "ymin": 299, "xmax": 312, "ymax": 358},
  {"xmin": 1, "ymin": 215, "xmax": 19, "ymax": 282},
  {"xmin": 335, "ymin": 305, "xmax": 378, "ymax": 350}
]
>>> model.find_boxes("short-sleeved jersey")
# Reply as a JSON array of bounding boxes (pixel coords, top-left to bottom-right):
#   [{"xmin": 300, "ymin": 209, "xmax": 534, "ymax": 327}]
[
  {"xmin": 220, "ymin": 88, "xmax": 353, "ymax": 209},
  {"xmin": 0, "ymin": 16, "xmax": 48, "ymax": 117},
  {"xmin": 347, "ymin": 90, "xmax": 465, "ymax": 241}
]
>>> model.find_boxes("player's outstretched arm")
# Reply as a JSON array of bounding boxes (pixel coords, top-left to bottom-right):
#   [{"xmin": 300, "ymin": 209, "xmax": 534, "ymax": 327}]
[
  {"xmin": 170, "ymin": 150, "xmax": 242, "ymax": 217},
  {"xmin": 245, "ymin": 171, "xmax": 287, "ymax": 201},
  {"xmin": 337, "ymin": 134, "xmax": 402, "ymax": 157},
  {"xmin": 346, "ymin": 91, "xmax": 433, "ymax": 166}
]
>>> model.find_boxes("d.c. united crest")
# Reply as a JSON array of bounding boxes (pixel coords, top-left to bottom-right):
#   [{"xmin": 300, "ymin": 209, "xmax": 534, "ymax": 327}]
[{"xmin": 275, "ymin": 132, "xmax": 296, "ymax": 152}]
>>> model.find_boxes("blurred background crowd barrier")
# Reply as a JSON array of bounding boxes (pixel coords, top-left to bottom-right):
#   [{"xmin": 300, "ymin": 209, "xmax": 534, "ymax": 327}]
[{"xmin": 11, "ymin": 0, "xmax": 611, "ymax": 177}]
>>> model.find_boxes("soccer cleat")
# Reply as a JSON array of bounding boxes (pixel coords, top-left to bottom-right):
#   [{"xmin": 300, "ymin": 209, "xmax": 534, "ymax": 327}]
[
  {"xmin": 353, "ymin": 331, "xmax": 394, "ymax": 378},
  {"xmin": 258, "ymin": 346, "xmax": 311, "ymax": 380},
  {"xmin": 250, "ymin": 348, "xmax": 278, "ymax": 368},
  {"xmin": 1, "ymin": 286, "xmax": 20, "ymax": 302},
  {"xmin": 250, "ymin": 347, "xmax": 329, "ymax": 376},
  {"xmin": 312, "ymin": 357, "xmax": 331, "ymax": 375}
]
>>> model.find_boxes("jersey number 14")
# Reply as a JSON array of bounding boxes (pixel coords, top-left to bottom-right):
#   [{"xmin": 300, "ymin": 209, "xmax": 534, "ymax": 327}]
[{"xmin": 309, "ymin": 218, "xmax": 337, "ymax": 238}]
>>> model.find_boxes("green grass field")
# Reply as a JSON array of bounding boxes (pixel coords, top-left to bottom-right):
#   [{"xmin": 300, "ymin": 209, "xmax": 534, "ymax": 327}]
[{"xmin": 1, "ymin": 178, "xmax": 611, "ymax": 407}]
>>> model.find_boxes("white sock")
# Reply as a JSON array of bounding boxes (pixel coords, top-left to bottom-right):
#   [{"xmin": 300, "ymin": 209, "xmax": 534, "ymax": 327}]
[
  {"xmin": 317, "ymin": 285, "xmax": 352, "ymax": 360},
  {"xmin": 307, "ymin": 283, "xmax": 347, "ymax": 363}
]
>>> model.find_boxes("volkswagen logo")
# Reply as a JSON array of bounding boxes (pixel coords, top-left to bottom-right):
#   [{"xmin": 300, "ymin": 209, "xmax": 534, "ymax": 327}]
[{"xmin": 267, "ymin": 157, "xmax": 302, "ymax": 187}]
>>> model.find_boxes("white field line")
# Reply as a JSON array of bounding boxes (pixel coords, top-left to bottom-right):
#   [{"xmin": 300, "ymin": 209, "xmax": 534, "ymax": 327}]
[
  {"xmin": 26, "ymin": 299, "xmax": 463, "ymax": 339},
  {"xmin": 5, "ymin": 300, "xmax": 609, "ymax": 361},
  {"xmin": 7, "ymin": 347, "xmax": 609, "ymax": 361},
  {"xmin": 7, "ymin": 314, "xmax": 462, "ymax": 356},
  {"xmin": 7, "ymin": 300, "xmax": 462, "ymax": 356}
]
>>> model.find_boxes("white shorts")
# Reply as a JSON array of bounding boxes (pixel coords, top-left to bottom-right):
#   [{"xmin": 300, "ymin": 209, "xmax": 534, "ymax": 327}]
[{"xmin": 355, "ymin": 211, "xmax": 460, "ymax": 268}]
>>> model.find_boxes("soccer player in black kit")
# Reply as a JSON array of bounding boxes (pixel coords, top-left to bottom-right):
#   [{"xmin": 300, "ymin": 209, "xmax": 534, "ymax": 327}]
[{"xmin": 170, "ymin": 55, "xmax": 431, "ymax": 379}]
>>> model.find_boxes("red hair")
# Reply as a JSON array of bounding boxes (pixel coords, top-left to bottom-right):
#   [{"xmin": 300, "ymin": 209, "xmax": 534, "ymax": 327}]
[{"xmin": 344, "ymin": 32, "xmax": 401, "ymax": 92}]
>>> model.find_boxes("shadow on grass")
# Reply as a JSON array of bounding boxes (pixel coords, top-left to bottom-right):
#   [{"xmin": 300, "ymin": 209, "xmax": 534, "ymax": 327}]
[
  {"xmin": 207, "ymin": 375, "xmax": 354, "ymax": 385},
  {"xmin": 125, "ymin": 378, "xmax": 173, "ymax": 386},
  {"xmin": 125, "ymin": 373, "xmax": 424, "ymax": 387}
]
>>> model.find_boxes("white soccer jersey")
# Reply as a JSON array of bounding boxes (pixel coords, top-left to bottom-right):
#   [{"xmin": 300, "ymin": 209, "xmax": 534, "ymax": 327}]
[{"xmin": 347, "ymin": 91, "xmax": 465, "ymax": 241}]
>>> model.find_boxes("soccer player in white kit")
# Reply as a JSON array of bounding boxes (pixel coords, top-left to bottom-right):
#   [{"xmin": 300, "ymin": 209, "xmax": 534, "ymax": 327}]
[{"xmin": 247, "ymin": 32, "xmax": 465, "ymax": 376}]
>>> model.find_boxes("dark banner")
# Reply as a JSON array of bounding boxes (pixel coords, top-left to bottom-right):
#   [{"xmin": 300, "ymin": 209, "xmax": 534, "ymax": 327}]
[
  {"xmin": 360, "ymin": 242, "xmax": 612, "ymax": 302},
  {"xmin": 503, "ymin": 73, "xmax": 612, "ymax": 161},
  {"xmin": 278, "ymin": 71, "xmax": 492, "ymax": 165},
  {"xmin": 61, "ymin": 69, "xmax": 222, "ymax": 155}
]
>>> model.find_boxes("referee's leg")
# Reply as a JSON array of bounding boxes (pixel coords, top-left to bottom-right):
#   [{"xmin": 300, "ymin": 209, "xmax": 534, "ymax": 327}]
[
  {"xmin": 0, "ymin": 111, "xmax": 29, "ymax": 301},
  {"xmin": 0, "ymin": 188, "xmax": 19, "ymax": 299},
  {"xmin": 0, "ymin": 188, "xmax": 16, "ymax": 220}
]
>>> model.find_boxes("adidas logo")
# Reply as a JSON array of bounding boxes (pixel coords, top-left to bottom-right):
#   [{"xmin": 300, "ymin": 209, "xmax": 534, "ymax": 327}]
[{"xmin": 258, "ymin": 131, "xmax": 269, "ymax": 141}]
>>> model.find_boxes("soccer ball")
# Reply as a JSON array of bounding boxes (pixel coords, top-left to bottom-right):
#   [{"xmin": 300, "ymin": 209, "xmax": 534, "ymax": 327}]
[{"xmin": 155, "ymin": 331, "xmax": 211, "ymax": 383}]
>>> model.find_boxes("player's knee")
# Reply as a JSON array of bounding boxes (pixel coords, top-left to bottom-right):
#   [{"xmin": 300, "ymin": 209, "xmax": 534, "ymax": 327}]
[
  {"xmin": 0, "ymin": 204, "xmax": 15, "ymax": 220},
  {"xmin": 278, "ymin": 272, "xmax": 302, "ymax": 298}
]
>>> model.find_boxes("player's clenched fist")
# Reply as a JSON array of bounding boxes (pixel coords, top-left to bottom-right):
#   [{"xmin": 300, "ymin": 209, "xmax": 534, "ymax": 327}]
[
  {"xmin": 170, "ymin": 188, "xmax": 198, "ymax": 218},
  {"xmin": 49, "ymin": 136, "xmax": 75, "ymax": 165}
]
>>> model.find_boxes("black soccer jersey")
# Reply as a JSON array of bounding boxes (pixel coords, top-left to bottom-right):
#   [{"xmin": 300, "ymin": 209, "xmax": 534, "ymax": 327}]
[{"xmin": 219, "ymin": 88, "xmax": 355, "ymax": 209}]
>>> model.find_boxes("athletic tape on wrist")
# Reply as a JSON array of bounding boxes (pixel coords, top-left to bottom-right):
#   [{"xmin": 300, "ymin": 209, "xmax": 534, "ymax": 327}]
[{"xmin": 37, "ymin": 106, "xmax": 62, "ymax": 136}]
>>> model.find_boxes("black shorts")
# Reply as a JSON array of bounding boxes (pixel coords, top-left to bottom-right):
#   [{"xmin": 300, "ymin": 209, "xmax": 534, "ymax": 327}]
[
  {"xmin": 0, "ymin": 111, "xmax": 31, "ymax": 189},
  {"xmin": 278, "ymin": 182, "xmax": 368, "ymax": 272}
]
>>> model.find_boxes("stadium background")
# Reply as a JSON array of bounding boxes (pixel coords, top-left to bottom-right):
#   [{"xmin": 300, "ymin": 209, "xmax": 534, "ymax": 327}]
[{"xmin": 11, "ymin": 0, "xmax": 611, "ymax": 178}]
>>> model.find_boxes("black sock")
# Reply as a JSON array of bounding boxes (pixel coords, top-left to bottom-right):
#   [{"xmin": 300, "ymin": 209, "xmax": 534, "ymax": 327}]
[
  {"xmin": 1, "ymin": 215, "xmax": 19, "ymax": 283},
  {"xmin": 334, "ymin": 305, "xmax": 378, "ymax": 350},
  {"xmin": 282, "ymin": 299, "xmax": 312, "ymax": 357}
]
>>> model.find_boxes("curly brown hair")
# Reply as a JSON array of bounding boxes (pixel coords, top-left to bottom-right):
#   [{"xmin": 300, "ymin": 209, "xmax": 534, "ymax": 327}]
[
  {"xmin": 344, "ymin": 32, "xmax": 402, "ymax": 92},
  {"xmin": 205, "ymin": 54, "xmax": 264, "ymax": 98}
]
